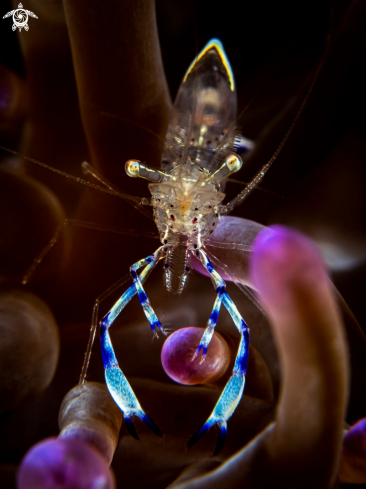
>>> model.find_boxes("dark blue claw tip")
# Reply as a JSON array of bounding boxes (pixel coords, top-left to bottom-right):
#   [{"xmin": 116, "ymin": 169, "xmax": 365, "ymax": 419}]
[
  {"xmin": 187, "ymin": 421, "xmax": 212, "ymax": 448},
  {"xmin": 153, "ymin": 321, "xmax": 163, "ymax": 334},
  {"xmin": 188, "ymin": 420, "xmax": 228, "ymax": 455},
  {"xmin": 124, "ymin": 416, "xmax": 139, "ymax": 440},
  {"xmin": 141, "ymin": 413, "xmax": 163, "ymax": 437},
  {"xmin": 212, "ymin": 422, "xmax": 227, "ymax": 456}
]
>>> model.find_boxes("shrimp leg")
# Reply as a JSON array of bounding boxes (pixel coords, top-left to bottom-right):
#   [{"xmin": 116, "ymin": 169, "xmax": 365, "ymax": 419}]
[
  {"xmin": 130, "ymin": 247, "xmax": 170, "ymax": 337},
  {"xmin": 188, "ymin": 250, "xmax": 250, "ymax": 454},
  {"xmin": 191, "ymin": 250, "xmax": 226, "ymax": 363},
  {"xmin": 99, "ymin": 249, "xmax": 166, "ymax": 439}
]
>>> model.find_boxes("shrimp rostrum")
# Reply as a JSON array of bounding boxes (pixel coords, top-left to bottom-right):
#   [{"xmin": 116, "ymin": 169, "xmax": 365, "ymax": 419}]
[{"xmin": 83, "ymin": 39, "xmax": 275, "ymax": 455}]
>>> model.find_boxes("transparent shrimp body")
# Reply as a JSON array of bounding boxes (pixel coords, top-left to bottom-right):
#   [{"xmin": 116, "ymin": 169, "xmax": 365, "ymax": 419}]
[
  {"xmin": 154, "ymin": 40, "xmax": 239, "ymax": 244},
  {"xmin": 150, "ymin": 161, "xmax": 224, "ymax": 246},
  {"xmin": 161, "ymin": 38, "xmax": 237, "ymax": 174},
  {"xmin": 126, "ymin": 39, "xmax": 243, "ymax": 289},
  {"xmin": 104, "ymin": 39, "xmax": 250, "ymax": 454}
]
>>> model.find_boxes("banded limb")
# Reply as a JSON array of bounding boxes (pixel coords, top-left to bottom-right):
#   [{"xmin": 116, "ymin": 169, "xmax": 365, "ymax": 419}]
[
  {"xmin": 79, "ymin": 263, "xmax": 154, "ymax": 386},
  {"xmin": 98, "ymin": 249, "xmax": 165, "ymax": 439},
  {"xmin": 22, "ymin": 218, "xmax": 158, "ymax": 285},
  {"xmin": 191, "ymin": 250, "xmax": 226, "ymax": 363},
  {"xmin": 188, "ymin": 249, "xmax": 250, "ymax": 455},
  {"xmin": 203, "ymin": 246, "xmax": 266, "ymax": 316},
  {"xmin": 130, "ymin": 247, "xmax": 171, "ymax": 338}
]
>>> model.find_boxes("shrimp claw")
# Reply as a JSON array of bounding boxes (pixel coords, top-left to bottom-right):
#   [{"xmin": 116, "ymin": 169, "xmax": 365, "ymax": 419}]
[{"xmin": 188, "ymin": 250, "xmax": 249, "ymax": 454}]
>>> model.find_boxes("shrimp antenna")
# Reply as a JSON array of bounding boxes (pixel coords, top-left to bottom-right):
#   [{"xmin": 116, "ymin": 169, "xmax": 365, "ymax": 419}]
[{"xmin": 0, "ymin": 145, "xmax": 143, "ymax": 204}]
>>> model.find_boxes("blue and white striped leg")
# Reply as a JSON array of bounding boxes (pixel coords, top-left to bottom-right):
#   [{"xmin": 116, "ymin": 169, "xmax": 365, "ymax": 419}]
[
  {"xmin": 188, "ymin": 250, "xmax": 250, "ymax": 454},
  {"xmin": 130, "ymin": 247, "xmax": 169, "ymax": 338},
  {"xmin": 187, "ymin": 327, "xmax": 249, "ymax": 454},
  {"xmin": 99, "ymin": 258, "xmax": 163, "ymax": 439},
  {"xmin": 192, "ymin": 250, "xmax": 226, "ymax": 363}
]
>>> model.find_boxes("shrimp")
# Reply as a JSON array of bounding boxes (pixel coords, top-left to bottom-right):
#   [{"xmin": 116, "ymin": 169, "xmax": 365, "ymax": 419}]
[
  {"xmin": 1, "ymin": 2, "xmax": 356, "ymax": 465},
  {"xmin": 74, "ymin": 38, "xmax": 320, "ymax": 455}
]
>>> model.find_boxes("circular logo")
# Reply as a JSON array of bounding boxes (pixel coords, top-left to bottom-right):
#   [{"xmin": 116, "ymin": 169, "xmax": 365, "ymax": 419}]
[{"xmin": 12, "ymin": 9, "xmax": 28, "ymax": 29}]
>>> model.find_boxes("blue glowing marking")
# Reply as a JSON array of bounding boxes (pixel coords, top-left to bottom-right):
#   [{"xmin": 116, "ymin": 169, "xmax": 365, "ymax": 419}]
[
  {"xmin": 242, "ymin": 330, "xmax": 250, "ymax": 372},
  {"xmin": 153, "ymin": 321, "xmax": 161, "ymax": 332},
  {"xmin": 100, "ymin": 321, "xmax": 107, "ymax": 336},
  {"xmin": 233, "ymin": 332, "xmax": 249, "ymax": 375},
  {"xmin": 138, "ymin": 290, "xmax": 148, "ymax": 304},
  {"xmin": 187, "ymin": 419, "xmax": 215, "ymax": 447},
  {"xmin": 131, "ymin": 269, "xmax": 138, "ymax": 279},
  {"xmin": 209, "ymin": 308, "xmax": 219, "ymax": 324},
  {"xmin": 100, "ymin": 328, "xmax": 118, "ymax": 369},
  {"xmin": 241, "ymin": 318, "xmax": 248, "ymax": 331},
  {"xmin": 124, "ymin": 416, "xmax": 139, "ymax": 440},
  {"xmin": 192, "ymin": 255, "xmax": 227, "ymax": 363},
  {"xmin": 234, "ymin": 135, "xmax": 255, "ymax": 156},
  {"xmin": 146, "ymin": 256, "xmax": 154, "ymax": 264},
  {"xmin": 101, "ymin": 345, "xmax": 114, "ymax": 369},
  {"xmin": 216, "ymin": 285, "xmax": 225, "ymax": 295},
  {"xmin": 141, "ymin": 413, "xmax": 163, "ymax": 437},
  {"xmin": 243, "ymin": 329, "xmax": 249, "ymax": 344},
  {"xmin": 214, "ymin": 421, "xmax": 228, "ymax": 456}
]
